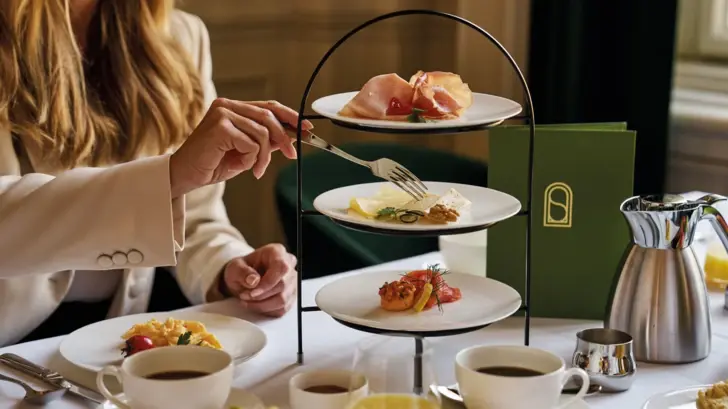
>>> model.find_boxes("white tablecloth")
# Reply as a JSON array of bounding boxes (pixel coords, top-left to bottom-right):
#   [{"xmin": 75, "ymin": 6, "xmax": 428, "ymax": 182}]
[{"xmin": 2, "ymin": 250, "xmax": 728, "ymax": 409}]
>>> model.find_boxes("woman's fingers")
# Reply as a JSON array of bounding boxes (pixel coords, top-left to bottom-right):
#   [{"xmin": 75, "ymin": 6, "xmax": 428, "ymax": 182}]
[
  {"xmin": 246, "ymin": 100, "xmax": 315, "ymax": 159},
  {"xmin": 172, "ymin": 98, "xmax": 309, "ymax": 194},
  {"xmin": 224, "ymin": 111, "xmax": 272, "ymax": 179},
  {"xmin": 246, "ymin": 100, "xmax": 314, "ymax": 131},
  {"xmin": 213, "ymin": 110, "xmax": 259, "ymax": 174},
  {"xmin": 241, "ymin": 272, "xmax": 297, "ymax": 314},
  {"xmin": 204, "ymin": 98, "xmax": 311, "ymax": 181},
  {"xmin": 214, "ymin": 99, "xmax": 297, "ymax": 160},
  {"xmin": 266, "ymin": 297, "xmax": 296, "ymax": 318}
]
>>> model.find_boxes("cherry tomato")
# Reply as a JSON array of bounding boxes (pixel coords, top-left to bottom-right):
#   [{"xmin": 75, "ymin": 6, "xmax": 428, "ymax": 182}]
[
  {"xmin": 386, "ymin": 97, "xmax": 413, "ymax": 116},
  {"xmin": 121, "ymin": 335, "xmax": 154, "ymax": 357}
]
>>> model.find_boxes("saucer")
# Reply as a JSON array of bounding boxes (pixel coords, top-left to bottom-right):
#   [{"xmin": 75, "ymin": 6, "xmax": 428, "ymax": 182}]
[
  {"xmin": 97, "ymin": 387, "xmax": 264, "ymax": 409},
  {"xmin": 437, "ymin": 384, "xmax": 591, "ymax": 409}
]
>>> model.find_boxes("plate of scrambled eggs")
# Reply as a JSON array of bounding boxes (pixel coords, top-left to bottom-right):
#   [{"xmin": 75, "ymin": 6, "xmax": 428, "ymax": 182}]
[
  {"xmin": 642, "ymin": 383, "xmax": 723, "ymax": 409},
  {"xmin": 60, "ymin": 311, "xmax": 267, "ymax": 372}
]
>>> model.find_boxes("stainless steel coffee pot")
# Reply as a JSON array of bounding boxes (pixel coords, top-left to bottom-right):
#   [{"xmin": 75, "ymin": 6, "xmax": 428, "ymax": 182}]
[{"xmin": 605, "ymin": 194, "xmax": 728, "ymax": 363}]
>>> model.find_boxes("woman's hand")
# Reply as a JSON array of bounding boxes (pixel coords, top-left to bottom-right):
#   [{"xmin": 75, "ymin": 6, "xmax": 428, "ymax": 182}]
[
  {"xmin": 222, "ymin": 244, "xmax": 297, "ymax": 317},
  {"xmin": 169, "ymin": 98, "xmax": 313, "ymax": 198}
]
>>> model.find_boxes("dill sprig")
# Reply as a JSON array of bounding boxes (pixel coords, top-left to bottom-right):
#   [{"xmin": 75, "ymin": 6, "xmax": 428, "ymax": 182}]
[
  {"xmin": 429, "ymin": 265, "xmax": 447, "ymax": 313},
  {"xmin": 399, "ymin": 264, "xmax": 451, "ymax": 312}
]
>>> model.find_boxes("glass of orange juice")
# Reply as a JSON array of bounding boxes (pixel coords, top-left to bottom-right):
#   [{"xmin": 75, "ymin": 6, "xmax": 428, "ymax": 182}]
[
  {"xmin": 704, "ymin": 241, "xmax": 728, "ymax": 292},
  {"xmin": 348, "ymin": 334, "xmax": 440, "ymax": 409}
]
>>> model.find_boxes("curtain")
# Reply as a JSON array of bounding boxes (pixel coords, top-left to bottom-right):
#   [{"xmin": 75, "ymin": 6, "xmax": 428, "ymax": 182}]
[{"xmin": 528, "ymin": 0, "xmax": 679, "ymax": 195}]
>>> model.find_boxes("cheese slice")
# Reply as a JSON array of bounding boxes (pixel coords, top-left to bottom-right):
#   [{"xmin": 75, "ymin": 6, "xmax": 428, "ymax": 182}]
[
  {"xmin": 435, "ymin": 188, "xmax": 472, "ymax": 211},
  {"xmin": 349, "ymin": 186, "xmax": 471, "ymax": 218}
]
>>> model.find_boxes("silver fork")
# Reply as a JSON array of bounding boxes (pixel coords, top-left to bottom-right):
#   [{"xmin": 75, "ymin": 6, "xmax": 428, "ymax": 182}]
[
  {"xmin": 0, "ymin": 373, "xmax": 67, "ymax": 404},
  {"xmin": 282, "ymin": 125, "xmax": 428, "ymax": 200}
]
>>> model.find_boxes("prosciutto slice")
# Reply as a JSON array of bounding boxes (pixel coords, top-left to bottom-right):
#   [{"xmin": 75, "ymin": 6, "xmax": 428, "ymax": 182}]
[
  {"xmin": 409, "ymin": 70, "xmax": 473, "ymax": 119},
  {"xmin": 337, "ymin": 73, "xmax": 415, "ymax": 120},
  {"xmin": 338, "ymin": 71, "xmax": 473, "ymax": 121}
]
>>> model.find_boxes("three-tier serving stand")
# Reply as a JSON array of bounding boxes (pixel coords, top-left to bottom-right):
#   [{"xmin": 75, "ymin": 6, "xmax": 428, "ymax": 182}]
[{"xmin": 291, "ymin": 9, "xmax": 536, "ymax": 392}]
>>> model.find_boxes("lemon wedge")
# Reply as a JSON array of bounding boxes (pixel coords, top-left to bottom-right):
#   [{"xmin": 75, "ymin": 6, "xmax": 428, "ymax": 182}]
[
  {"xmin": 413, "ymin": 283, "xmax": 434, "ymax": 312},
  {"xmin": 349, "ymin": 198, "xmax": 386, "ymax": 218},
  {"xmin": 348, "ymin": 394, "xmax": 438, "ymax": 409}
]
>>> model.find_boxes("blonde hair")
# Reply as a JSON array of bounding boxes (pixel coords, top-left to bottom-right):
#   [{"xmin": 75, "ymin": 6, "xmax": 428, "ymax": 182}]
[{"xmin": 0, "ymin": 0, "xmax": 204, "ymax": 168}]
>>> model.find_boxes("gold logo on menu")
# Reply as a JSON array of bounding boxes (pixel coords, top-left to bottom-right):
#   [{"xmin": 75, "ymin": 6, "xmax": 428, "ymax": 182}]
[{"xmin": 543, "ymin": 182, "xmax": 573, "ymax": 228}]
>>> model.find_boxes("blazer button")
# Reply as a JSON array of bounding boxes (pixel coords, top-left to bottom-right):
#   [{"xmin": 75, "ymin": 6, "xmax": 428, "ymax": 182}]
[
  {"xmin": 97, "ymin": 255, "xmax": 113, "ymax": 268},
  {"xmin": 112, "ymin": 252, "xmax": 128, "ymax": 266},
  {"xmin": 127, "ymin": 249, "xmax": 144, "ymax": 265}
]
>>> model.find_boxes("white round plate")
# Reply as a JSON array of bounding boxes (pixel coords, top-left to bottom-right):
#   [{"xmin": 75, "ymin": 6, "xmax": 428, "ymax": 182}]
[
  {"xmin": 61, "ymin": 311, "xmax": 267, "ymax": 372},
  {"xmin": 642, "ymin": 385, "xmax": 711, "ymax": 409},
  {"xmin": 313, "ymin": 181, "xmax": 521, "ymax": 234},
  {"xmin": 315, "ymin": 270, "xmax": 521, "ymax": 333},
  {"xmin": 311, "ymin": 91, "xmax": 523, "ymax": 130},
  {"xmin": 97, "ymin": 387, "xmax": 265, "ymax": 408}
]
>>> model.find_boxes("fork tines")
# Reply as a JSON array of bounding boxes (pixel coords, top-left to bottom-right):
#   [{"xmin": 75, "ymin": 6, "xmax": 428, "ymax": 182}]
[{"xmin": 388, "ymin": 166, "xmax": 428, "ymax": 201}]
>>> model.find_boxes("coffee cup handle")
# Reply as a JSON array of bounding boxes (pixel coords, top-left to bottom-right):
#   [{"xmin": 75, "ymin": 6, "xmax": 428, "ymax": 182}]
[
  {"xmin": 557, "ymin": 368, "xmax": 590, "ymax": 409},
  {"xmin": 96, "ymin": 366, "xmax": 130, "ymax": 409}
]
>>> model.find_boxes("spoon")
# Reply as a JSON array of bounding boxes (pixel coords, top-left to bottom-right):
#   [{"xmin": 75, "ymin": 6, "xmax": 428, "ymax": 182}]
[
  {"xmin": 435, "ymin": 385, "xmax": 463, "ymax": 403},
  {"xmin": 433, "ymin": 383, "xmax": 602, "ymax": 405},
  {"xmin": 563, "ymin": 384, "xmax": 603, "ymax": 396},
  {"xmin": 0, "ymin": 372, "xmax": 68, "ymax": 404}
]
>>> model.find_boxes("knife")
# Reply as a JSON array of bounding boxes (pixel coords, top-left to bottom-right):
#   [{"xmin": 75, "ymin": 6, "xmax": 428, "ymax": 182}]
[{"xmin": 0, "ymin": 353, "xmax": 105, "ymax": 403}]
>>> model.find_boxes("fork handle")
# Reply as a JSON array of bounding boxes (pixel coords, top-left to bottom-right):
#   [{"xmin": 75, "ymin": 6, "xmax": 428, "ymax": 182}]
[
  {"xmin": 0, "ymin": 373, "xmax": 38, "ymax": 395},
  {"xmin": 0, "ymin": 353, "xmax": 61, "ymax": 382},
  {"xmin": 302, "ymin": 133, "xmax": 370, "ymax": 168},
  {"xmin": 281, "ymin": 123, "xmax": 371, "ymax": 169}
]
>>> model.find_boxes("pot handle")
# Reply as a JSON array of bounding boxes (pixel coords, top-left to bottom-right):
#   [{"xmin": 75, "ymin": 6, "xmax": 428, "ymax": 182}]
[{"xmin": 698, "ymin": 194, "xmax": 728, "ymax": 252}]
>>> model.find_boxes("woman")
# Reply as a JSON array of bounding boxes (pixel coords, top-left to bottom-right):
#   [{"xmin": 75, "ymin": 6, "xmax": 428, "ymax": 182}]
[{"xmin": 0, "ymin": 0, "xmax": 310, "ymax": 346}]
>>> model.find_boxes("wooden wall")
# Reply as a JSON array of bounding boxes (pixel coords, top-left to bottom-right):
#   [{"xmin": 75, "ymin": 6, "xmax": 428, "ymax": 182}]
[{"xmin": 177, "ymin": 0, "xmax": 531, "ymax": 247}]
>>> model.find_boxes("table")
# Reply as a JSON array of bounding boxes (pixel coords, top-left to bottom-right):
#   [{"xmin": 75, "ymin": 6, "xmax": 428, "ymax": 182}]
[{"xmin": 2, "ymin": 249, "xmax": 728, "ymax": 409}]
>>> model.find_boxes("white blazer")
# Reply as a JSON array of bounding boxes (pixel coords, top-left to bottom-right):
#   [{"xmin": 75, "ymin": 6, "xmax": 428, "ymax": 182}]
[{"xmin": 0, "ymin": 11, "xmax": 253, "ymax": 346}]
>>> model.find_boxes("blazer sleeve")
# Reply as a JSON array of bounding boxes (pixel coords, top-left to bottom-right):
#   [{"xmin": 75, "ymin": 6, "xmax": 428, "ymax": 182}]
[
  {"xmin": 0, "ymin": 154, "xmax": 186, "ymax": 278},
  {"xmin": 172, "ymin": 13, "xmax": 255, "ymax": 305}
]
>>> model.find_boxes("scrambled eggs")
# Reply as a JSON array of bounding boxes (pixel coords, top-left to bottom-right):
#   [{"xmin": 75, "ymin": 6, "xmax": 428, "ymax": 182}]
[
  {"xmin": 698, "ymin": 381, "xmax": 728, "ymax": 409},
  {"xmin": 121, "ymin": 317, "xmax": 222, "ymax": 349}
]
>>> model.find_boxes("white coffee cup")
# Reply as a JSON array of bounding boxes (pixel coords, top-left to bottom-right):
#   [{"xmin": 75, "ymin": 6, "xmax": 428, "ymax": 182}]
[
  {"xmin": 289, "ymin": 369, "xmax": 368, "ymax": 409},
  {"xmin": 96, "ymin": 346, "xmax": 233, "ymax": 409},
  {"xmin": 455, "ymin": 345, "xmax": 589, "ymax": 409}
]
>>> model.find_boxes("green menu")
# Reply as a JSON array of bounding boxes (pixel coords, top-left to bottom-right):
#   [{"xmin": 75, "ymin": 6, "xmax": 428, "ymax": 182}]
[{"xmin": 487, "ymin": 123, "xmax": 636, "ymax": 320}]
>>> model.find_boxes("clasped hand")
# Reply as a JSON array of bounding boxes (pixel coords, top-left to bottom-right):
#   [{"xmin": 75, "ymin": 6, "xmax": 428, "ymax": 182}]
[{"xmin": 222, "ymin": 244, "xmax": 297, "ymax": 317}]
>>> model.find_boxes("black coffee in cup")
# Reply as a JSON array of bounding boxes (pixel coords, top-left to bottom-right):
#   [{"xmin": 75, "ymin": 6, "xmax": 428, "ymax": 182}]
[
  {"xmin": 476, "ymin": 366, "xmax": 544, "ymax": 377},
  {"xmin": 303, "ymin": 385, "xmax": 349, "ymax": 394},
  {"xmin": 145, "ymin": 370, "xmax": 210, "ymax": 380}
]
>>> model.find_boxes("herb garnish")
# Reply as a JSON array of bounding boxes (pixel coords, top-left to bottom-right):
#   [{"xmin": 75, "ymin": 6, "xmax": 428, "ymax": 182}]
[
  {"xmin": 377, "ymin": 207, "xmax": 398, "ymax": 217},
  {"xmin": 427, "ymin": 264, "xmax": 449, "ymax": 313},
  {"xmin": 400, "ymin": 264, "xmax": 451, "ymax": 312},
  {"xmin": 377, "ymin": 207, "xmax": 425, "ymax": 223},
  {"xmin": 177, "ymin": 331, "xmax": 192, "ymax": 345},
  {"xmin": 406, "ymin": 108, "xmax": 432, "ymax": 123}
]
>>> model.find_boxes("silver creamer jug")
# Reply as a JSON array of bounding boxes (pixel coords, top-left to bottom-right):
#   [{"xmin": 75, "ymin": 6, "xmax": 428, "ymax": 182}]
[{"xmin": 605, "ymin": 194, "xmax": 728, "ymax": 363}]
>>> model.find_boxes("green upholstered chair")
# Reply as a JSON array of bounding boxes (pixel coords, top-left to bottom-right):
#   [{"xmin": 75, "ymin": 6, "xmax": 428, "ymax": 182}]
[{"xmin": 274, "ymin": 142, "xmax": 488, "ymax": 279}]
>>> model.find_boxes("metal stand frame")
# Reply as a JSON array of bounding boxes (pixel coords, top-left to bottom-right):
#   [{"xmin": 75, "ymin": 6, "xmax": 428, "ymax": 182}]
[{"xmin": 292, "ymin": 9, "xmax": 536, "ymax": 386}]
